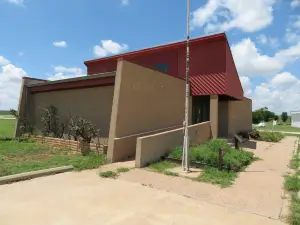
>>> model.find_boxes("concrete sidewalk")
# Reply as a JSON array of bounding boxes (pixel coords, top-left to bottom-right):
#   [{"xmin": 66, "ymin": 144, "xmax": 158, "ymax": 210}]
[
  {"xmin": 120, "ymin": 137, "xmax": 297, "ymax": 219},
  {"xmin": 0, "ymin": 170, "xmax": 285, "ymax": 225}
]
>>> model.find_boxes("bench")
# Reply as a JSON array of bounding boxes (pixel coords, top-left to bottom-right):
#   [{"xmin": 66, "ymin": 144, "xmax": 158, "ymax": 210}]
[{"xmin": 234, "ymin": 133, "xmax": 249, "ymax": 149}]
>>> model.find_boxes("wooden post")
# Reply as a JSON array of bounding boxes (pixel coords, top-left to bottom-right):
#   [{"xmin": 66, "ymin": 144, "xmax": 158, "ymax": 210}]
[{"xmin": 218, "ymin": 148, "xmax": 224, "ymax": 171}]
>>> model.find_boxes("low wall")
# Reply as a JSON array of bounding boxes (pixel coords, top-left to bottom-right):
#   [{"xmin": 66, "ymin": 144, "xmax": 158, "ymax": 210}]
[
  {"xmin": 26, "ymin": 136, "xmax": 107, "ymax": 154},
  {"xmin": 135, "ymin": 122, "xmax": 211, "ymax": 167},
  {"xmin": 109, "ymin": 125, "xmax": 182, "ymax": 162}
]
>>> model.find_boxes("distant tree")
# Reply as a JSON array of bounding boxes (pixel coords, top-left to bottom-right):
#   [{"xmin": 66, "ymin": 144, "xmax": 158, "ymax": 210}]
[
  {"xmin": 274, "ymin": 115, "xmax": 279, "ymax": 121},
  {"xmin": 281, "ymin": 112, "xmax": 288, "ymax": 122},
  {"xmin": 252, "ymin": 107, "xmax": 276, "ymax": 124}
]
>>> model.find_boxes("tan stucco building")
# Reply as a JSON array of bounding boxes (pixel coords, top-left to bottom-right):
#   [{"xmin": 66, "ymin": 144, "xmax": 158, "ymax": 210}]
[{"xmin": 16, "ymin": 33, "xmax": 252, "ymax": 167}]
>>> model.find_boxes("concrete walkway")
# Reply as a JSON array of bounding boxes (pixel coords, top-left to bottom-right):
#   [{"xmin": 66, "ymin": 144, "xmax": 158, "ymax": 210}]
[
  {"xmin": 120, "ymin": 137, "xmax": 298, "ymax": 220},
  {"xmin": 0, "ymin": 170, "xmax": 285, "ymax": 225}
]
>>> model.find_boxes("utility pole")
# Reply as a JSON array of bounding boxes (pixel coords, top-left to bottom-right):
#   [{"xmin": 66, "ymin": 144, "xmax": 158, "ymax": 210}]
[{"xmin": 183, "ymin": 0, "xmax": 190, "ymax": 172}]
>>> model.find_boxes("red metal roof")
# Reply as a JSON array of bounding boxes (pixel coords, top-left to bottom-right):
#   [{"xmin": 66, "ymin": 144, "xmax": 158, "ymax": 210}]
[
  {"xmin": 190, "ymin": 73, "xmax": 226, "ymax": 96},
  {"xmin": 84, "ymin": 32, "xmax": 244, "ymax": 100},
  {"xmin": 84, "ymin": 33, "xmax": 226, "ymax": 65}
]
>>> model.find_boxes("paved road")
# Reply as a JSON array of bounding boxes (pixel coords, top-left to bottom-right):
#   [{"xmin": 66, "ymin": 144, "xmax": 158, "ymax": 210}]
[{"xmin": 0, "ymin": 170, "xmax": 285, "ymax": 225}]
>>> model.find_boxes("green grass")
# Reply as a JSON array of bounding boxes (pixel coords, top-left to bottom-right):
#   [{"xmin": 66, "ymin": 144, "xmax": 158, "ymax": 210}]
[
  {"xmin": 289, "ymin": 193, "xmax": 300, "ymax": 225},
  {"xmin": 164, "ymin": 171, "xmax": 179, "ymax": 177},
  {"xmin": 284, "ymin": 144, "xmax": 300, "ymax": 225},
  {"xmin": 99, "ymin": 170, "xmax": 118, "ymax": 179},
  {"xmin": 259, "ymin": 131, "xmax": 284, "ymax": 142},
  {"xmin": 196, "ymin": 167, "xmax": 237, "ymax": 188},
  {"xmin": 116, "ymin": 167, "xmax": 131, "ymax": 173},
  {"xmin": 169, "ymin": 139, "xmax": 255, "ymax": 172},
  {"xmin": 253, "ymin": 122, "xmax": 300, "ymax": 132},
  {"xmin": 148, "ymin": 161, "xmax": 178, "ymax": 173},
  {"xmin": 0, "ymin": 119, "xmax": 16, "ymax": 138},
  {"xmin": 0, "ymin": 139, "xmax": 106, "ymax": 177}
]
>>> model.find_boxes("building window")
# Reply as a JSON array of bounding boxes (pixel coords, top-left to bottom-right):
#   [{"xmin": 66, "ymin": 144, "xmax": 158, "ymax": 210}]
[{"xmin": 155, "ymin": 63, "xmax": 168, "ymax": 73}]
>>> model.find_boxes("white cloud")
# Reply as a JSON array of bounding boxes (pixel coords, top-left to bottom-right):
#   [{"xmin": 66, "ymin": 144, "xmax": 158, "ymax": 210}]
[
  {"xmin": 291, "ymin": 0, "xmax": 300, "ymax": 8},
  {"xmin": 257, "ymin": 34, "xmax": 279, "ymax": 48},
  {"xmin": 93, "ymin": 40, "xmax": 128, "ymax": 57},
  {"xmin": 7, "ymin": 0, "xmax": 23, "ymax": 5},
  {"xmin": 18, "ymin": 52, "xmax": 24, "ymax": 56},
  {"xmin": 120, "ymin": 0, "xmax": 129, "ymax": 5},
  {"xmin": 285, "ymin": 29, "xmax": 300, "ymax": 43},
  {"xmin": 192, "ymin": 0, "xmax": 276, "ymax": 33},
  {"xmin": 0, "ymin": 56, "xmax": 10, "ymax": 65},
  {"xmin": 242, "ymin": 72, "xmax": 300, "ymax": 113},
  {"xmin": 240, "ymin": 76, "xmax": 252, "ymax": 96},
  {"xmin": 232, "ymin": 38, "xmax": 300, "ymax": 76},
  {"xmin": 48, "ymin": 66, "xmax": 85, "ymax": 81},
  {"xmin": 231, "ymin": 38, "xmax": 283, "ymax": 76},
  {"xmin": 53, "ymin": 41, "xmax": 67, "ymax": 48},
  {"xmin": 0, "ymin": 60, "xmax": 27, "ymax": 110}
]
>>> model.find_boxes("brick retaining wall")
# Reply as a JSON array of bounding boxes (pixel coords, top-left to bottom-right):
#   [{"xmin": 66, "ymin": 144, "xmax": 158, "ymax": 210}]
[{"xmin": 25, "ymin": 135, "xmax": 107, "ymax": 154}]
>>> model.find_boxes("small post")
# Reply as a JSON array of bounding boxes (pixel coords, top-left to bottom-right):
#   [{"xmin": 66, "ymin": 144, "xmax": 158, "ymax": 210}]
[
  {"xmin": 234, "ymin": 137, "xmax": 239, "ymax": 149},
  {"xmin": 218, "ymin": 148, "xmax": 224, "ymax": 171}
]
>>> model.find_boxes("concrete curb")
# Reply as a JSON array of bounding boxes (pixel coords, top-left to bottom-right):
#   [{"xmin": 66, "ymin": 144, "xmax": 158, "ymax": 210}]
[{"xmin": 0, "ymin": 165, "xmax": 74, "ymax": 185}]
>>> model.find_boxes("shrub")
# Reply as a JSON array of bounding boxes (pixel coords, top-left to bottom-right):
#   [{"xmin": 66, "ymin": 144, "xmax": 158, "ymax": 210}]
[
  {"xmin": 116, "ymin": 167, "xmax": 131, "ymax": 173},
  {"xmin": 259, "ymin": 131, "xmax": 284, "ymax": 142},
  {"xmin": 168, "ymin": 139, "xmax": 254, "ymax": 172}
]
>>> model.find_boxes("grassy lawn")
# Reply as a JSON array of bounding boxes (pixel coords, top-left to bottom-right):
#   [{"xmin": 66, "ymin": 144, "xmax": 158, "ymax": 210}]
[
  {"xmin": 284, "ymin": 144, "xmax": 300, "ymax": 225},
  {"xmin": 0, "ymin": 119, "xmax": 16, "ymax": 138},
  {"xmin": 0, "ymin": 139, "xmax": 106, "ymax": 177},
  {"xmin": 253, "ymin": 122, "xmax": 300, "ymax": 132}
]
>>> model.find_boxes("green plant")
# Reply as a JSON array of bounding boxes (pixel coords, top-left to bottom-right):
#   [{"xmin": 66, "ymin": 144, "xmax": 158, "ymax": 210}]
[
  {"xmin": 168, "ymin": 139, "xmax": 254, "ymax": 172},
  {"xmin": 197, "ymin": 167, "xmax": 237, "ymax": 188},
  {"xmin": 259, "ymin": 131, "xmax": 284, "ymax": 142},
  {"xmin": 289, "ymin": 193, "xmax": 300, "ymax": 225},
  {"xmin": 99, "ymin": 170, "xmax": 118, "ymax": 179},
  {"xmin": 39, "ymin": 105, "xmax": 67, "ymax": 138},
  {"xmin": 68, "ymin": 115, "xmax": 100, "ymax": 143},
  {"xmin": 148, "ymin": 161, "xmax": 177, "ymax": 173},
  {"xmin": 116, "ymin": 167, "xmax": 131, "ymax": 173},
  {"xmin": 281, "ymin": 112, "xmax": 288, "ymax": 123},
  {"xmin": 164, "ymin": 171, "xmax": 179, "ymax": 177},
  {"xmin": 285, "ymin": 175, "xmax": 300, "ymax": 192},
  {"xmin": 10, "ymin": 109, "xmax": 34, "ymax": 135}
]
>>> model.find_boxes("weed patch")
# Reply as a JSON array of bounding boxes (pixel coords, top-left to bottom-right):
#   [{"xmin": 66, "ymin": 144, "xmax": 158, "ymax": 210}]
[
  {"xmin": 259, "ymin": 131, "xmax": 284, "ymax": 142},
  {"xmin": 99, "ymin": 170, "xmax": 118, "ymax": 179},
  {"xmin": 196, "ymin": 167, "xmax": 237, "ymax": 188},
  {"xmin": 148, "ymin": 161, "xmax": 177, "ymax": 173},
  {"xmin": 168, "ymin": 139, "xmax": 254, "ymax": 172},
  {"xmin": 116, "ymin": 167, "xmax": 131, "ymax": 173}
]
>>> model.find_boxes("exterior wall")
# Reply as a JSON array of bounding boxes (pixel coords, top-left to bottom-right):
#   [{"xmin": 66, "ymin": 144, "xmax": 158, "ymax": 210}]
[
  {"xmin": 218, "ymin": 100, "xmax": 229, "ymax": 138},
  {"xmin": 15, "ymin": 77, "xmax": 47, "ymax": 137},
  {"xmin": 210, "ymin": 95, "xmax": 218, "ymax": 138},
  {"xmin": 31, "ymin": 85, "xmax": 114, "ymax": 137},
  {"xmin": 87, "ymin": 39, "xmax": 226, "ymax": 79},
  {"xmin": 225, "ymin": 41, "xmax": 243, "ymax": 100},
  {"xmin": 135, "ymin": 122, "xmax": 211, "ymax": 168},
  {"xmin": 291, "ymin": 112, "xmax": 300, "ymax": 128},
  {"xmin": 228, "ymin": 97, "xmax": 252, "ymax": 137},
  {"xmin": 107, "ymin": 60, "xmax": 187, "ymax": 162}
]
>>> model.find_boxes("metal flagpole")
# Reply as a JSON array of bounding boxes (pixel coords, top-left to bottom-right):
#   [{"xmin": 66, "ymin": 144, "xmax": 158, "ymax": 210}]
[{"xmin": 183, "ymin": 0, "xmax": 190, "ymax": 172}]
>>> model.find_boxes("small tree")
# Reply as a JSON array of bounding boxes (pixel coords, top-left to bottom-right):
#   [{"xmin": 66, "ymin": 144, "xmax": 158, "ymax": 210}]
[
  {"xmin": 10, "ymin": 109, "xmax": 34, "ymax": 135},
  {"xmin": 281, "ymin": 112, "xmax": 288, "ymax": 123},
  {"xmin": 274, "ymin": 115, "xmax": 279, "ymax": 121},
  {"xmin": 68, "ymin": 115, "xmax": 100, "ymax": 155}
]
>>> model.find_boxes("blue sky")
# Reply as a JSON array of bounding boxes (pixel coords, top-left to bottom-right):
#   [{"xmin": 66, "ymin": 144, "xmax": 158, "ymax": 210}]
[{"xmin": 0, "ymin": 0, "xmax": 300, "ymax": 113}]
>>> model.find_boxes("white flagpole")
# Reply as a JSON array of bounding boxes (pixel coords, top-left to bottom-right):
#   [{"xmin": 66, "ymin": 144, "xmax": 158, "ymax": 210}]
[{"xmin": 183, "ymin": 0, "xmax": 190, "ymax": 172}]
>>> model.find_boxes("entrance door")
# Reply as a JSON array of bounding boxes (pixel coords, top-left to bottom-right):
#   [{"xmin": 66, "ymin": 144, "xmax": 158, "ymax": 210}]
[{"xmin": 192, "ymin": 96, "xmax": 210, "ymax": 124}]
